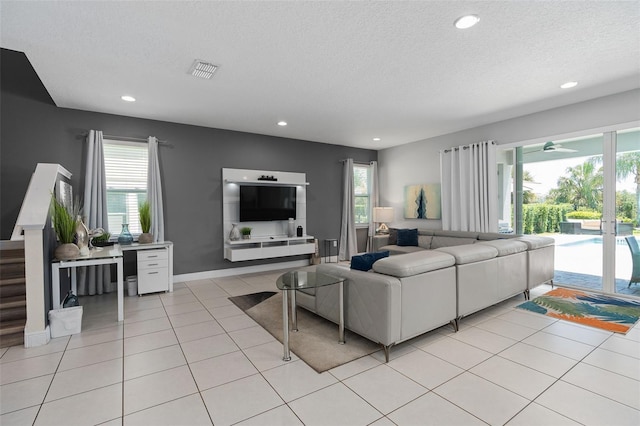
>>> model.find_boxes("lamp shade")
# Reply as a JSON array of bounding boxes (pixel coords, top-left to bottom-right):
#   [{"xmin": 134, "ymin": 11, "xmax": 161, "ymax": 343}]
[{"xmin": 373, "ymin": 207, "xmax": 394, "ymax": 223}]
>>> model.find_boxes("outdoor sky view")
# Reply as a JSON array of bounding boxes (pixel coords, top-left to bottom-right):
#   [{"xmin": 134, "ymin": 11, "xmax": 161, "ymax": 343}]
[{"xmin": 525, "ymin": 156, "xmax": 636, "ymax": 196}]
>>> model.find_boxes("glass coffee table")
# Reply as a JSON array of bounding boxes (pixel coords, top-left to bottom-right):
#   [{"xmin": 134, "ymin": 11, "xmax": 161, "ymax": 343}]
[{"xmin": 276, "ymin": 270, "xmax": 345, "ymax": 361}]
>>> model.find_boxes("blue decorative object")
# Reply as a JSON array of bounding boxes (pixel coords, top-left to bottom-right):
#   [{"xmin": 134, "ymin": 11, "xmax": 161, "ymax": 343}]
[
  {"xmin": 397, "ymin": 228, "xmax": 418, "ymax": 246},
  {"xmin": 118, "ymin": 223, "xmax": 133, "ymax": 245},
  {"xmin": 350, "ymin": 250, "xmax": 390, "ymax": 271}
]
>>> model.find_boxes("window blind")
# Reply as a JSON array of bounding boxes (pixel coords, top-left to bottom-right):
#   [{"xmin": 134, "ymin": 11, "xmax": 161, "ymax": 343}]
[{"xmin": 103, "ymin": 140, "xmax": 148, "ymax": 235}]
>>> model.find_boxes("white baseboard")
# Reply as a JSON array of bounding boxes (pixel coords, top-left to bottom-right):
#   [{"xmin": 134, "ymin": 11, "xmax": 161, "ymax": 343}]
[
  {"xmin": 173, "ymin": 259, "xmax": 312, "ymax": 282},
  {"xmin": 24, "ymin": 326, "xmax": 50, "ymax": 348}
]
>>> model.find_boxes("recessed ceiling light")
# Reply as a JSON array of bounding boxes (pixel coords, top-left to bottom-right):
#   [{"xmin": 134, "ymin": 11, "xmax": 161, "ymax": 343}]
[
  {"xmin": 121, "ymin": 95, "xmax": 136, "ymax": 102},
  {"xmin": 560, "ymin": 81, "xmax": 578, "ymax": 89},
  {"xmin": 454, "ymin": 15, "xmax": 479, "ymax": 29},
  {"xmin": 373, "ymin": 138, "xmax": 381, "ymax": 141},
  {"xmin": 277, "ymin": 121, "xmax": 287, "ymax": 126}
]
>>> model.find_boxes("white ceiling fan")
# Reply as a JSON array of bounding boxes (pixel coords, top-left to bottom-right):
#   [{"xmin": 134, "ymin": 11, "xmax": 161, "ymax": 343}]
[
  {"xmin": 540, "ymin": 141, "xmax": 577, "ymax": 153},
  {"xmin": 525, "ymin": 141, "xmax": 578, "ymax": 154}
]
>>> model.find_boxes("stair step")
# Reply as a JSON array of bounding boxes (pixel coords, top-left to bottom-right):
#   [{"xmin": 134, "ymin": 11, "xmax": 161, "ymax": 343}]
[
  {"xmin": 0, "ymin": 277, "xmax": 26, "ymax": 286},
  {"xmin": 0, "ymin": 319, "xmax": 26, "ymax": 336},
  {"xmin": 0, "ymin": 333, "xmax": 24, "ymax": 348},
  {"xmin": 0, "ymin": 264, "xmax": 26, "ymax": 280},
  {"xmin": 0, "ymin": 296, "xmax": 26, "ymax": 310},
  {"xmin": 0, "ymin": 256, "xmax": 26, "ymax": 265},
  {"xmin": 0, "ymin": 284, "xmax": 26, "ymax": 299},
  {"xmin": 0, "ymin": 249, "xmax": 25, "ymax": 260}
]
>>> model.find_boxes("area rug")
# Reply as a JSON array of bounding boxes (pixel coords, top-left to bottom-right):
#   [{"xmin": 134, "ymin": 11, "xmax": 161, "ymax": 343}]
[
  {"xmin": 229, "ymin": 292, "xmax": 380, "ymax": 373},
  {"xmin": 517, "ymin": 288, "xmax": 640, "ymax": 334}
]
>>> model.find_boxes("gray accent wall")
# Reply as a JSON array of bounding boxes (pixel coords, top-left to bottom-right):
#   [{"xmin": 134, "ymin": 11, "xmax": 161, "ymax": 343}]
[{"xmin": 1, "ymin": 49, "xmax": 377, "ymax": 274}]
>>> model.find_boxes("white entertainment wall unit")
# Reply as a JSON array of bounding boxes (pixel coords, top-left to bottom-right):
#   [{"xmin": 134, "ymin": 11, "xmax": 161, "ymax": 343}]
[{"xmin": 222, "ymin": 168, "xmax": 315, "ymax": 262}]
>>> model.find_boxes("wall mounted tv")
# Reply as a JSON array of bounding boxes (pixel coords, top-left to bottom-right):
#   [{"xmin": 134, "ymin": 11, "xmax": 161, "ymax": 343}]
[{"xmin": 239, "ymin": 185, "xmax": 297, "ymax": 222}]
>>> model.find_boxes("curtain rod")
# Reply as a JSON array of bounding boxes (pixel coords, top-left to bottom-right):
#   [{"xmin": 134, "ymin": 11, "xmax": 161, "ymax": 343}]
[
  {"xmin": 82, "ymin": 132, "xmax": 172, "ymax": 146},
  {"xmin": 339, "ymin": 159, "xmax": 375, "ymax": 165},
  {"xmin": 443, "ymin": 140, "xmax": 495, "ymax": 154}
]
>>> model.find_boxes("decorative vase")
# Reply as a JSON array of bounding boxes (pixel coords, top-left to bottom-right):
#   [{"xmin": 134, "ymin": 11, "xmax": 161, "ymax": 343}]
[
  {"xmin": 55, "ymin": 243, "xmax": 80, "ymax": 260},
  {"xmin": 75, "ymin": 216, "xmax": 90, "ymax": 256},
  {"xmin": 229, "ymin": 223, "xmax": 241, "ymax": 241},
  {"xmin": 138, "ymin": 233, "xmax": 153, "ymax": 244},
  {"xmin": 118, "ymin": 223, "xmax": 133, "ymax": 245},
  {"xmin": 288, "ymin": 218, "xmax": 295, "ymax": 237}
]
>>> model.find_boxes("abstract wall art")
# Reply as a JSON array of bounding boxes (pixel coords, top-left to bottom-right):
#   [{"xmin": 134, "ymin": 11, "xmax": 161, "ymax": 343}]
[{"xmin": 404, "ymin": 184, "xmax": 441, "ymax": 219}]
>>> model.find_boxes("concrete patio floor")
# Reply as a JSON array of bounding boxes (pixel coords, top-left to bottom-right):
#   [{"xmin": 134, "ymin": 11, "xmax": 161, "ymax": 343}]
[{"xmin": 547, "ymin": 234, "xmax": 640, "ymax": 297}]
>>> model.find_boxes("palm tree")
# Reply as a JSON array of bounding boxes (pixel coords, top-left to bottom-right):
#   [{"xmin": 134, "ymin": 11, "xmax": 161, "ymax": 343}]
[
  {"xmin": 615, "ymin": 152, "xmax": 640, "ymax": 224},
  {"xmin": 549, "ymin": 159, "xmax": 603, "ymax": 211}
]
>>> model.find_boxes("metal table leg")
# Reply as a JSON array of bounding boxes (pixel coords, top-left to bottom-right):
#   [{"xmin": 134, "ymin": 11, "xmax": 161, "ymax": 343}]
[
  {"xmin": 339, "ymin": 279, "xmax": 345, "ymax": 344},
  {"xmin": 291, "ymin": 288, "xmax": 298, "ymax": 332},
  {"xmin": 282, "ymin": 290, "xmax": 291, "ymax": 361}
]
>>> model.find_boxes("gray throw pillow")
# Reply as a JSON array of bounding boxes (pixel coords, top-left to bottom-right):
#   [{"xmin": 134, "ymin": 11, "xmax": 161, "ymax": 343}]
[{"xmin": 388, "ymin": 228, "xmax": 398, "ymax": 245}]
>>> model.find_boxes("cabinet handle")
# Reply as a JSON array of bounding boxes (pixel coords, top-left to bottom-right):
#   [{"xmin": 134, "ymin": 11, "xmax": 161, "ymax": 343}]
[
  {"xmin": 147, "ymin": 255, "xmax": 158, "ymax": 258},
  {"xmin": 148, "ymin": 272, "xmax": 159, "ymax": 275},
  {"xmin": 148, "ymin": 263, "xmax": 158, "ymax": 266}
]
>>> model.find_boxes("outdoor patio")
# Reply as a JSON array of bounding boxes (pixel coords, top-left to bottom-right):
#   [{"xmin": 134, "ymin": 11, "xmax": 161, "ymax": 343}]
[{"xmin": 551, "ymin": 233, "xmax": 640, "ymax": 297}]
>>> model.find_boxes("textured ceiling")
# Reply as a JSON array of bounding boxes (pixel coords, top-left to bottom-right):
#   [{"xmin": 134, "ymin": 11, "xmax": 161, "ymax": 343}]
[{"xmin": 1, "ymin": 1, "xmax": 639, "ymax": 149}]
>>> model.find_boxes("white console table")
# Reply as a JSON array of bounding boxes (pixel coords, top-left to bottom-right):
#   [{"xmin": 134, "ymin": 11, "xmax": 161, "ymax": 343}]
[
  {"xmin": 225, "ymin": 235, "xmax": 315, "ymax": 262},
  {"xmin": 51, "ymin": 245, "xmax": 125, "ymax": 321},
  {"xmin": 51, "ymin": 241, "xmax": 174, "ymax": 322}
]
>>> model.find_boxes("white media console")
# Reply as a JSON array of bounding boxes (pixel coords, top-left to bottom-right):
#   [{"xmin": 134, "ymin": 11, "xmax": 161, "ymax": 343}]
[{"xmin": 222, "ymin": 168, "xmax": 315, "ymax": 262}]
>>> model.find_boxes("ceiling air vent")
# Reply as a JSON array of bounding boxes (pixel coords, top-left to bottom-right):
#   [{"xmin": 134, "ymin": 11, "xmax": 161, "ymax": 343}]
[{"xmin": 188, "ymin": 60, "xmax": 218, "ymax": 79}]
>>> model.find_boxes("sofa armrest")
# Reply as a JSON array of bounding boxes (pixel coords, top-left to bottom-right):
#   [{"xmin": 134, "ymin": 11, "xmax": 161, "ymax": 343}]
[
  {"xmin": 373, "ymin": 235, "xmax": 390, "ymax": 252},
  {"xmin": 316, "ymin": 264, "xmax": 402, "ymax": 346}
]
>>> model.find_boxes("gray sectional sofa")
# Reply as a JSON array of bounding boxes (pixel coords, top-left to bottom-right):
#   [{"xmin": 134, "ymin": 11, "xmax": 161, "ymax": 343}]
[{"xmin": 296, "ymin": 229, "xmax": 554, "ymax": 361}]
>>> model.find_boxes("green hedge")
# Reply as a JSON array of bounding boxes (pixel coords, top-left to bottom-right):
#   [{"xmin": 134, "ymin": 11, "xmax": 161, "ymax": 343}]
[
  {"xmin": 522, "ymin": 204, "xmax": 573, "ymax": 234},
  {"xmin": 566, "ymin": 210, "xmax": 601, "ymax": 220}
]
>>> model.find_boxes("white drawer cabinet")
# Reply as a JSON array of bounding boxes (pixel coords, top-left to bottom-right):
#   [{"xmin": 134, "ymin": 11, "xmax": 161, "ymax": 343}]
[
  {"xmin": 137, "ymin": 248, "xmax": 169, "ymax": 295},
  {"xmin": 121, "ymin": 242, "xmax": 174, "ymax": 296}
]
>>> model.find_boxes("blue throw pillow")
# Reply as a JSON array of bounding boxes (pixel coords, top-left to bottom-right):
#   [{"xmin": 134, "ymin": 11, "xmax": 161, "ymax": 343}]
[
  {"xmin": 397, "ymin": 228, "xmax": 419, "ymax": 246},
  {"xmin": 350, "ymin": 250, "xmax": 390, "ymax": 271}
]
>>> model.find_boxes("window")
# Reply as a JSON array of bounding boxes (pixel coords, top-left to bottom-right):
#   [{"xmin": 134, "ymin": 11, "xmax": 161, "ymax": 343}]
[
  {"xmin": 353, "ymin": 164, "xmax": 371, "ymax": 225},
  {"xmin": 103, "ymin": 140, "xmax": 148, "ymax": 235}
]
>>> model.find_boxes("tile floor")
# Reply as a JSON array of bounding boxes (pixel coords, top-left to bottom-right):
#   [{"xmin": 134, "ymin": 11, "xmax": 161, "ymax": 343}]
[{"xmin": 1, "ymin": 270, "xmax": 639, "ymax": 425}]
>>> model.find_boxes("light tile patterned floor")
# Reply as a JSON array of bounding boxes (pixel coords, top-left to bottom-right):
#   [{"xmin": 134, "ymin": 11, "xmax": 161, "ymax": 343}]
[{"xmin": 1, "ymin": 273, "xmax": 639, "ymax": 425}]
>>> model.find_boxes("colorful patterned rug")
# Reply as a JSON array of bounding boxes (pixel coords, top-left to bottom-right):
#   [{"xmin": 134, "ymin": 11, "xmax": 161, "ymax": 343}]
[{"xmin": 517, "ymin": 288, "xmax": 640, "ymax": 334}]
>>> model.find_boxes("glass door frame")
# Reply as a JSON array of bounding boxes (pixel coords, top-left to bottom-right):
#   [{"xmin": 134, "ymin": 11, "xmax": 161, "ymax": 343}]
[{"xmin": 502, "ymin": 121, "xmax": 639, "ymax": 297}]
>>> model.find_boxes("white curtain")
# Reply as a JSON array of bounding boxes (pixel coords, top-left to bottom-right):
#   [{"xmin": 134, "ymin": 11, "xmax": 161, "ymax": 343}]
[
  {"xmin": 147, "ymin": 136, "xmax": 165, "ymax": 242},
  {"xmin": 366, "ymin": 161, "xmax": 379, "ymax": 251},
  {"xmin": 339, "ymin": 159, "xmax": 358, "ymax": 260},
  {"xmin": 78, "ymin": 130, "xmax": 111, "ymax": 295},
  {"xmin": 440, "ymin": 140, "xmax": 498, "ymax": 233}
]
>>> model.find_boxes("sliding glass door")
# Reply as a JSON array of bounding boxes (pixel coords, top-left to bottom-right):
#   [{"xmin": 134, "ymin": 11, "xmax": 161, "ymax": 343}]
[
  {"xmin": 614, "ymin": 128, "xmax": 640, "ymax": 297},
  {"xmin": 499, "ymin": 127, "xmax": 639, "ymax": 297}
]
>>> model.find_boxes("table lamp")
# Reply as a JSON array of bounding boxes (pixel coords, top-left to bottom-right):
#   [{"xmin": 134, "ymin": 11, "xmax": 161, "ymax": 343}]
[{"xmin": 373, "ymin": 207, "xmax": 394, "ymax": 234}]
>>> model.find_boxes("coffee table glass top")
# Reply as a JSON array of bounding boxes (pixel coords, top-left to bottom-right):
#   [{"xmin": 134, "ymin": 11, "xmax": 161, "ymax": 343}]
[{"xmin": 276, "ymin": 270, "xmax": 342, "ymax": 291}]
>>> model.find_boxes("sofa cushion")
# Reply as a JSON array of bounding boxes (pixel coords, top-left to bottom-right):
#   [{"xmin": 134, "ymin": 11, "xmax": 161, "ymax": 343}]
[
  {"xmin": 418, "ymin": 235, "xmax": 432, "ymax": 249},
  {"xmin": 433, "ymin": 230, "xmax": 480, "ymax": 239},
  {"xmin": 430, "ymin": 236, "xmax": 477, "ymax": 249},
  {"xmin": 477, "ymin": 239, "xmax": 527, "ymax": 256},
  {"xmin": 516, "ymin": 235, "xmax": 555, "ymax": 250},
  {"xmin": 388, "ymin": 228, "xmax": 398, "ymax": 245},
  {"xmin": 379, "ymin": 245, "xmax": 426, "ymax": 255},
  {"xmin": 435, "ymin": 244, "xmax": 498, "ymax": 264},
  {"xmin": 397, "ymin": 229, "xmax": 419, "ymax": 246},
  {"xmin": 351, "ymin": 250, "xmax": 390, "ymax": 271},
  {"xmin": 373, "ymin": 251, "xmax": 455, "ymax": 277},
  {"xmin": 477, "ymin": 232, "xmax": 519, "ymax": 241}
]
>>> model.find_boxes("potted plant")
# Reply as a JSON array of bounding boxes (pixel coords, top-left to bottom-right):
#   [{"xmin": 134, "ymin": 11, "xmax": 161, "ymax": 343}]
[
  {"xmin": 50, "ymin": 195, "xmax": 81, "ymax": 260},
  {"xmin": 138, "ymin": 200, "xmax": 153, "ymax": 243},
  {"xmin": 241, "ymin": 227, "xmax": 252, "ymax": 239},
  {"xmin": 91, "ymin": 232, "xmax": 112, "ymax": 247}
]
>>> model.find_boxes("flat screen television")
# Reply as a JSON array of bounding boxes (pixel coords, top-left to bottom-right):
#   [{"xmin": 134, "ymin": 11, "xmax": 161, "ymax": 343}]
[{"xmin": 239, "ymin": 185, "xmax": 297, "ymax": 222}]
